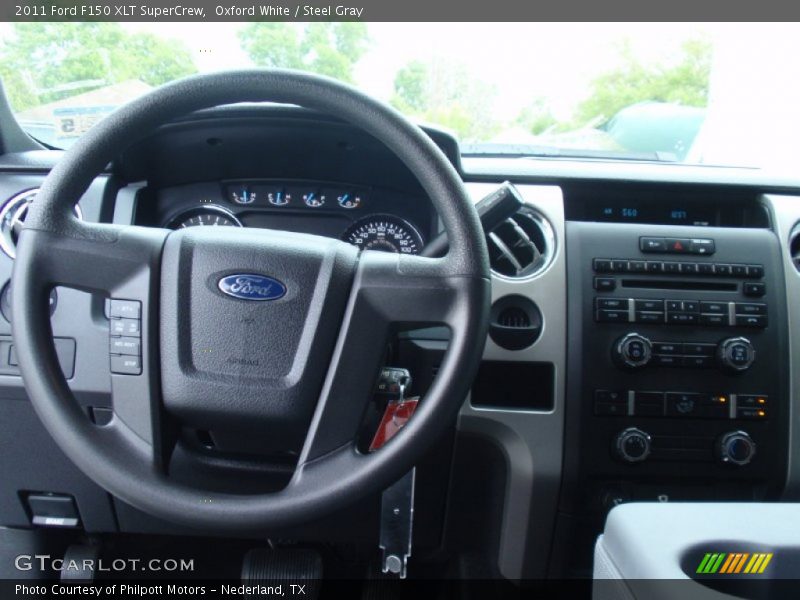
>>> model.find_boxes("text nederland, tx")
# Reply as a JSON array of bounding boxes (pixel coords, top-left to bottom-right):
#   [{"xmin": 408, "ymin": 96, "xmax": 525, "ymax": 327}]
[{"xmin": 14, "ymin": 583, "xmax": 309, "ymax": 596}]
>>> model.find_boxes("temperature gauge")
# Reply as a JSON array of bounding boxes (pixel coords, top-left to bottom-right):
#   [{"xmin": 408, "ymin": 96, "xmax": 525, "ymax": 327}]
[
  {"xmin": 267, "ymin": 189, "xmax": 292, "ymax": 206},
  {"xmin": 302, "ymin": 191, "xmax": 326, "ymax": 208},
  {"xmin": 337, "ymin": 192, "xmax": 362, "ymax": 209},
  {"xmin": 229, "ymin": 186, "xmax": 256, "ymax": 205}
]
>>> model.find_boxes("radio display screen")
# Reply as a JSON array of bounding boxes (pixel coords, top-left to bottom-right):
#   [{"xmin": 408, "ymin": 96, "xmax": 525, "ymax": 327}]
[{"xmin": 590, "ymin": 202, "xmax": 715, "ymax": 226}]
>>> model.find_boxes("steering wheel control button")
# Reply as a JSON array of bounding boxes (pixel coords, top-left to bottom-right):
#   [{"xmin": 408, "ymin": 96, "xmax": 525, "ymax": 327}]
[
  {"xmin": 718, "ymin": 431, "xmax": 756, "ymax": 466},
  {"xmin": 109, "ymin": 299, "xmax": 142, "ymax": 375},
  {"xmin": 717, "ymin": 337, "xmax": 755, "ymax": 372},
  {"xmin": 110, "ymin": 318, "xmax": 140, "ymax": 337},
  {"xmin": 109, "ymin": 299, "xmax": 141, "ymax": 319},
  {"xmin": 109, "ymin": 337, "xmax": 140, "ymax": 356},
  {"xmin": 612, "ymin": 333, "xmax": 652, "ymax": 369},
  {"xmin": 614, "ymin": 428, "xmax": 652, "ymax": 463},
  {"xmin": 110, "ymin": 355, "xmax": 142, "ymax": 376}
]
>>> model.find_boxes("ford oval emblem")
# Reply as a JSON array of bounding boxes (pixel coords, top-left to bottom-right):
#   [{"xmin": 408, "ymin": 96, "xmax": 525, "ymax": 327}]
[{"xmin": 217, "ymin": 273, "xmax": 286, "ymax": 301}]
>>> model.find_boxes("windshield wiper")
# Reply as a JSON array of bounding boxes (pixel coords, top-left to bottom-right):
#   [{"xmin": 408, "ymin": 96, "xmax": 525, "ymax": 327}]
[{"xmin": 460, "ymin": 143, "xmax": 679, "ymax": 163}]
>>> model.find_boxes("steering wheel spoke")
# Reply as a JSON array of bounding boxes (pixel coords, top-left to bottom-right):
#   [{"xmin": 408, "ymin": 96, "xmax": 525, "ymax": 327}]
[
  {"xmin": 298, "ymin": 251, "xmax": 489, "ymax": 463},
  {"xmin": 14, "ymin": 222, "xmax": 172, "ymax": 470}
]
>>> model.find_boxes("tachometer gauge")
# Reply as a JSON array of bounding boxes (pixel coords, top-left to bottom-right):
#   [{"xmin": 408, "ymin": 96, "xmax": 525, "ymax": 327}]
[
  {"xmin": 167, "ymin": 206, "xmax": 242, "ymax": 230},
  {"xmin": 343, "ymin": 215, "xmax": 424, "ymax": 254}
]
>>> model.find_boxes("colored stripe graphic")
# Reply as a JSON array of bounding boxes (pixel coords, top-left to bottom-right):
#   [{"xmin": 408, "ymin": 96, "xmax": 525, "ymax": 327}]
[
  {"xmin": 719, "ymin": 554, "xmax": 735, "ymax": 574},
  {"xmin": 758, "ymin": 553, "xmax": 773, "ymax": 573},
  {"xmin": 700, "ymin": 552, "xmax": 775, "ymax": 575}
]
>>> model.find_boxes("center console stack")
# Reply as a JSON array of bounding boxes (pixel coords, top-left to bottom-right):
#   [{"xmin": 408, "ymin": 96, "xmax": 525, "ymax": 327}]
[{"xmin": 562, "ymin": 192, "xmax": 789, "ymax": 529}]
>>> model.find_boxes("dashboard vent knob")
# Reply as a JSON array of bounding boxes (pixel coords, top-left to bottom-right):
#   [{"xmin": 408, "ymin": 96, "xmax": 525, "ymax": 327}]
[
  {"xmin": 487, "ymin": 207, "xmax": 554, "ymax": 278},
  {"xmin": 0, "ymin": 189, "xmax": 82, "ymax": 259},
  {"xmin": 790, "ymin": 223, "xmax": 800, "ymax": 273}
]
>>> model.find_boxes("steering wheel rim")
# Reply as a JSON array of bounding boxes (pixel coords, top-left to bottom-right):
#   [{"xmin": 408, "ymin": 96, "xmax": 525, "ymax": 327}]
[{"xmin": 10, "ymin": 69, "xmax": 490, "ymax": 531}]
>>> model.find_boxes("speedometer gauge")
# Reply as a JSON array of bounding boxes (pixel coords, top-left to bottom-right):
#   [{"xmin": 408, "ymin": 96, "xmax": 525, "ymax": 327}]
[
  {"xmin": 167, "ymin": 206, "xmax": 242, "ymax": 230},
  {"xmin": 343, "ymin": 215, "xmax": 424, "ymax": 254}
]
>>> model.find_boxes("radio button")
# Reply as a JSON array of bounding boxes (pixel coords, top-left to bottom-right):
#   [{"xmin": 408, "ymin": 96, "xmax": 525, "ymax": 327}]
[
  {"xmin": 640, "ymin": 237, "xmax": 668, "ymax": 252},
  {"xmin": 746, "ymin": 264, "xmax": 765, "ymax": 278},
  {"xmin": 611, "ymin": 260, "xmax": 629, "ymax": 272},
  {"xmin": 593, "ymin": 258, "xmax": 612, "ymax": 272},
  {"xmin": 697, "ymin": 263, "xmax": 715, "ymax": 275},
  {"xmin": 653, "ymin": 342, "xmax": 680, "ymax": 354},
  {"xmin": 735, "ymin": 315, "xmax": 767, "ymax": 328},
  {"xmin": 682, "ymin": 301, "xmax": 700, "ymax": 313},
  {"xmin": 597, "ymin": 309, "xmax": 628, "ymax": 323},
  {"xmin": 666, "ymin": 300, "xmax": 682, "ymax": 311},
  {"xmin": 731, "ymin": 264, "xmax": 748, "ymax": 277},
  {"xmin": 629, "ymin": 260, "xmax": 646, "ymax": 272},
  {"xmin": 635, "ymin": 299, "xmax": 664, "ymax": 311},
  {"xmin": 700, "ymin": 314, "xmax": 727, "ymax": 326},
  {"xmin": 689, "ymin": 239, "xmax": 715, "ymax": 255},
  {"xmin": 646, "ymin": 261, "xmax": 664, "ymax": 273},
  {"xmin": 715, "ymin": 264, "xmax": 732, "ymax": 276},
  {"xmin": 682, "ymin": 356, "xmax": 714, "ymax": 368},
  {"xmin": 735, "ymin": 302, "xmax": 767, "ymax": 315},
  {"xmin": 635, "ymin": 312, "xmax": 664, "ymax": 324},
  {"xmin": 667, "ymin": 313, "xmax": 698, "ymax": 325},
  {"xmin": 653, "ymin": 354, "xmax": 680, "ymax": 367},
  {"xmin": 682, "ymin": 343, "xmax": 716, "ymax": 356},
  {"xmin": 664, "ymin": 262, "xmax": 681, "ymax": 273},
  {"xmin": 680, "ymin": 263, "xmax": 698, "ymax": 274},
  {"xmin": 594, "ymin": 277, "xmax": 616, "ymax": 291},
  {"xmin": 743, "ymin": 282, "xmax": 766, "ymax": 297},
  {"xmin": 700, "ymin": 301, "xmax": 726, "ymax": 314},
  {"xmin": 596, "ymin": 298, "xmax": 628, "ymax": 310}
]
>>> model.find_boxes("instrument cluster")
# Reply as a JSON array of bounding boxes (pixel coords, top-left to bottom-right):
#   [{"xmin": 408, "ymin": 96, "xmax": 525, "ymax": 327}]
[{"xmin": 141, "ymin": 180, "xmax": 434, "ymax": 255}]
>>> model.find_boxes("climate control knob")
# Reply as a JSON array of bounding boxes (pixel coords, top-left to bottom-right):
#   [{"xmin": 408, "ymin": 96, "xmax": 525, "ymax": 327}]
[
  {"xmin": 717, "ymin": 431, "xmax": 756, "ymax": 466},
  {"xmin": 612, "ymin": 333, "xmax": 652, "ymax": 369},
  {"xmin": 717, "ymin": 337, "xmax": 755, "ymax": 372},
  {"xmin": 614, "ymin": 428, "xmax": 652, "ymax": 463}
]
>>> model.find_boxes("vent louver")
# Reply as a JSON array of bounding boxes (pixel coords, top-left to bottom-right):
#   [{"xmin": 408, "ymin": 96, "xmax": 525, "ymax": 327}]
[
  {"xmin": 487, "ymin": 208, "xmax": 554, "ymax": 278},
  {"xmin": 0, "ymin": 189, "xmax": 82, "ymax": 259}
]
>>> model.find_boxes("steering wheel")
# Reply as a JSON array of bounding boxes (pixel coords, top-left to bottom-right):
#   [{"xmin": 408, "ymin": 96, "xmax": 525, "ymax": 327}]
[{"xmin": 10, "ymin": 70, "xmax": 490, "ymax": 531}]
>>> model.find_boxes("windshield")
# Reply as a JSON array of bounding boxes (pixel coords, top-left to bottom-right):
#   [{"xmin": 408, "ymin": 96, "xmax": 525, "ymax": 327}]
[{"xmin": 1, "ymin": 22, "xmax": 799, "ymax": 169}]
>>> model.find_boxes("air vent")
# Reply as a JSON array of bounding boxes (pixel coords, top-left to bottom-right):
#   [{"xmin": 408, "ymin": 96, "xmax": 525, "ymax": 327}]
[
  {"xmin": 489, "ymin": 295, "xmax": 542, "ymax": 350},
  {"xmin": 487, "ymin": 207, "xmax": 554, "ymax": 278},
  {"xmin": 791, "ymin": 223, "xmax": 800, "ymax": 273},
  {"xmin": 496, "ymin": 306, "xmax": 531, "ymax": 329},
  {"xmin": 0, "ymin": 189, "xmax": 82, "ymax": 259}
]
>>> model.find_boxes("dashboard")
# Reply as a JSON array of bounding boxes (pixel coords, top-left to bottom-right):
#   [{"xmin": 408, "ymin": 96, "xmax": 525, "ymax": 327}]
[{"xmin": 0, "ymin": 105, "xmax": 799, "ymax": 582}]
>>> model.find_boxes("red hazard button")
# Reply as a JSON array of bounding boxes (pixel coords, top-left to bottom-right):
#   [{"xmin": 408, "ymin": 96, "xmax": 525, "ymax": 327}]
[{"xmin": 666, "ymin": 238, "xmax": 691, "ymax": 253}]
